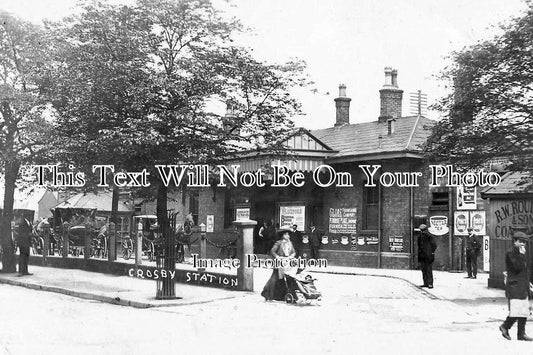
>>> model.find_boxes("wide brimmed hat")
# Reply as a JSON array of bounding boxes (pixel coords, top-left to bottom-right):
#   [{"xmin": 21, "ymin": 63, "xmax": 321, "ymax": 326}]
[{"xmin": 512, "ymin": 231, "xmax": 529, "ymax": 242}]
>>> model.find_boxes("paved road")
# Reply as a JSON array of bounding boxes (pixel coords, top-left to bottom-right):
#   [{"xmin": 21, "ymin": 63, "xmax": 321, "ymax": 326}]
[{"xmin": 1, "ymin": 274, "xmax": 530, "ymax": 355}]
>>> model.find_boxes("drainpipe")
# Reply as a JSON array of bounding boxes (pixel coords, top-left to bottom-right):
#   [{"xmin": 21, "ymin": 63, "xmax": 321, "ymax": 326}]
[
  {"xmin": 410, "ymin": 185, "xmax": 414, "ymax": 269},
  {"xmin": 378, "ymin": 177, "xmax": 382, "ymax": 268},
  {"xmin": 448, "ymin": 188, "xmax": 453, "ymax": 270}
]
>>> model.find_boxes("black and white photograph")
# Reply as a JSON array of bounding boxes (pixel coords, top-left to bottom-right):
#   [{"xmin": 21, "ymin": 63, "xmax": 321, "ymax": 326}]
[{"xmin": 0, "ymin": 0, "xmax": 532, "ymax": 354}]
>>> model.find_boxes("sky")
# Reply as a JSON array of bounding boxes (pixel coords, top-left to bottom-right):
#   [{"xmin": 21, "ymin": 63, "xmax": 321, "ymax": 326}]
[{"xmin": 0, "ymin": 0, "xmax": 529, "ymax": 129}]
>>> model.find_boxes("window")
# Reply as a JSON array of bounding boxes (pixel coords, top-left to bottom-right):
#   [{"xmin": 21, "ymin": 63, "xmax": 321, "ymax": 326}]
[
  {"xmin": 363, "ymin": 183, "xmax": 379, "ymax": 230},
  {"xmin": 189, "ymin": 191, "xmax": 199, "ymax": 225},
  {"xmin": 431, "ymin": 191, "xmax": 449, "ymax": 207}
]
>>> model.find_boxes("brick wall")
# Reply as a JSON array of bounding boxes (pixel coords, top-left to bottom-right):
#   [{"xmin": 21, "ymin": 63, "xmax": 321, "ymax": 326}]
[{"xmin": 379, "ymin": 89, "xmax": 403, "ymax": 119}]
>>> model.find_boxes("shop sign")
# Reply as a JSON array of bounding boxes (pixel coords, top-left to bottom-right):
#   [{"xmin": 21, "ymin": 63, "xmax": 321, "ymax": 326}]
[
  {"xmin": 329, "ymin": 208, "xmax": 357, "ymax": 234},
  {"xmin": 457, "ymin": 186, "xmax": 477, "ymax": 210},
  {"xmin": 235, "ymin": 208, "xmax": 250, "ymax": 221},
  {"xmin": 279, "ymin": 205, "xmax": 305, "ymax": 230},
  {"xmin": 389, "ymin": 236, "xmax": 404, "ymax": 252},
  {"xmin": 491, "ymin": 199, "xmax": 533, "ymax": 238},
  {"xmin": 454, "ymin": 211, "xmax": 486, "ymax": 236},
  {"xmin": 428, "ymin": 215, "xmax": 449, "ymax": 236}
]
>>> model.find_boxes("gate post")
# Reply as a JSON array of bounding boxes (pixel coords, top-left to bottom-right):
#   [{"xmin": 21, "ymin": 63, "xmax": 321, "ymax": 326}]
[
  {"xmin": 233, "ymin": 220, "xmax": 256, "ymax": 291},
  {"xmin": 108, "ymin": 222, "xmax": 116, "ymax": 261},
  {"xmin": 62, "ymin": 222, "xmax": 69, "ymax": 258},
  {"xmin": 84, "ymin": 223, "xmax": 91, "ymax": 260}
]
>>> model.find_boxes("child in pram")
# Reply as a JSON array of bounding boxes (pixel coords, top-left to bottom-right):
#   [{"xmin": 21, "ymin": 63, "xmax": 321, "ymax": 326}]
[{"xmin": 284, "ymin": 269, "xmax": 322, "ymax": 304}]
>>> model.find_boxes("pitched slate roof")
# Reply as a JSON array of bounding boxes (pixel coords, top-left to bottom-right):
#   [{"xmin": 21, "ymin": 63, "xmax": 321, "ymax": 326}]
[
  {"xmin": 481, "ymin": 172, "xmax": 533, "ymax": 196},
  {"xmin": 311, "ymin": 116, "xmax": 434, "ymax": 160}
]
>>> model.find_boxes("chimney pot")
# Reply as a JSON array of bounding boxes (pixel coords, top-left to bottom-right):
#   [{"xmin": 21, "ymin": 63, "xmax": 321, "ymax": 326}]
[
  {"xmin": 338, "ymin": 84, "xmax": 346, "ymax": 97},
  {"xmin": 391, "ymin": 69, "xmax": 398, "ymax": 87},
  {"xmin": 384, "ymin": 67, "xmax": 393, "ymax": 86}
]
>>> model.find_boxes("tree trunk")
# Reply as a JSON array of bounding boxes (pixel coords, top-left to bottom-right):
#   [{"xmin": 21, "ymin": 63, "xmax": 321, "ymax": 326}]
[{"xmin": 1, "ymin": 160, "xmax": 20, "ymax": 273}]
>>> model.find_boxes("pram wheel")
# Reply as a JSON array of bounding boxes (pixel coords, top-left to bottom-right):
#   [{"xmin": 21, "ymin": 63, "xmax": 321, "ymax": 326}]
[{"xmin": 284, "ymin": 293, "xmax": 295, "ymax": 304}]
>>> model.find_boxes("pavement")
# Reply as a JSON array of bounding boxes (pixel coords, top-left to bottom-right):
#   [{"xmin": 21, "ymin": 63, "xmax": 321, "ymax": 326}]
[{"xmin": 0, "ymin": 258, "xmax": 507, "ymax": 315}]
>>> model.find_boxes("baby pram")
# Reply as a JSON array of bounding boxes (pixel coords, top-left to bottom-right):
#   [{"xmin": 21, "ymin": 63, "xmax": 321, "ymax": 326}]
[{"xmin": 284, "ymin": 270, "xmax": 322, "ymax": 305}]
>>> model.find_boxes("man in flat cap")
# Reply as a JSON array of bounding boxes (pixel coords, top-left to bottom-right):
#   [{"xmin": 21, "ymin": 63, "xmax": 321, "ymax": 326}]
[
  {"xmin": 417, "ymin": 224, "xmax": 437, "ymax": 288},
  {"xmin": 465, "ymin": 227, "xmax": 481, "ymax": 279},
  {"xmin": 499, "ymin": 231, "xmax": 533, "ymax": 341}
]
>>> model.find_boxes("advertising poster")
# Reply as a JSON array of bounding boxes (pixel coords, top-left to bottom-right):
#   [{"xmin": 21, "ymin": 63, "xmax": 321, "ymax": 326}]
[
  {"xmin": 235, "ymin": 208, "xmax": 250, "ymax": 221},
  {"xmin": 328, "ymin": 208, "xmax": 357, "ymax": 234},
  {"xmin": 454, "ymin": 211, "xmax": 469, "ymax": 236},
  {"xmin": 428, "ymin": 215, "xmax": 449, "ymax": 236},
  {"xmin": 457, "ymin": 186, "xmax": 477, "ymax": 210},
  {"xmin": 279, "ymin": 205, "xmax": 305, "ymax": 230}
]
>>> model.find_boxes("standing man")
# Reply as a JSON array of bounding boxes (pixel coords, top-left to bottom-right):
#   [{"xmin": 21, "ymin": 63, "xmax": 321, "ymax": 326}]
[
  {"xmin": 417, "ymin": 224, "xmax": 436, "ymax": 289},
  {"xmin": 290, "ymin": 224, "xmax": 302, "ymax": 258},
  {"xmin": 499, "ymin": 232, "xmax": 532, "ymax": 341},
  {"xmin": 16, "ymin": 216, "xmax": 33, "ymax": 276},
  {"xmin": 309, "ymin": 225, "xmax": 321, "ymax": 260},
  {"xmin": 465, "ymin": 227, "xmax": 481, "ymax": 279}
]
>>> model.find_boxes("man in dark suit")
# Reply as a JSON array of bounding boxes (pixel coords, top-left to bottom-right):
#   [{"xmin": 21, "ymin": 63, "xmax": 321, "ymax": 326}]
[
  {"xmin": 499, "ymin": 232, "xmax": 532, "ymax": 341},
  {"xmin": 309, "ymin": 225, "xmax": 321, "ymax": 259},
  {"xmin": 17, "ymin": 216, "xmax": 33, "ymax": 276},
  {"xmin": 290, "ymin": 224, "xmax": 302, "ymax": 258},
  {"xmin": 465, "ymin": 227, "xmax": 481, "ymax": 279},
  {"xmin": 417, "ymin": 224, "xmax": 437, "ymax": 289}
]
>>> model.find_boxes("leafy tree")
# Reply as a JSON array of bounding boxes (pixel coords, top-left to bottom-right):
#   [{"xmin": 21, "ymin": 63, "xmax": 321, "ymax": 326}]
[
  {"xmin": 0, "ymin": 11, "xmax": 52, "ymax": 272},
  {"xmin": 424, "ymin": 2, "xmax": 533, "ymax": 173},
  {"xmin": 48, "ymin": 0, "xmax": 306, "ymax": 230}
]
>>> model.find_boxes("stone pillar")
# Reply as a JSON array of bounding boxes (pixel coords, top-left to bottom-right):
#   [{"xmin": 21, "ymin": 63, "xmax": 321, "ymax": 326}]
[
  {"xmin": 108, "ymin": 222, "xmax": 116, "ymax": 261},
  {"xmin": 233, "ymin": 220, "xmax": 256, "ymax": 291},
  {"xmin": 199, "ymin": 223, "xmax": 207, "ymax": 272}
]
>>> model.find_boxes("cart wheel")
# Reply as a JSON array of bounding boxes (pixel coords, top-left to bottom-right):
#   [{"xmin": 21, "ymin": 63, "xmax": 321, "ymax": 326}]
[
  {"xmin": 285, "ymin": 293, "xmax": 295, "ymax": 304},
  {"xmin": 123, "ymin": 247, "xmax": 131, "ymax": 260},
  {"xmin": 296, "ymin": 292, "xmax": 306, "ymax": 303}
]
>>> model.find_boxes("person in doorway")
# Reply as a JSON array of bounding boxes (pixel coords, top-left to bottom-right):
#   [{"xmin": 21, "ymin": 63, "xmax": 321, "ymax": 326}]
[
  {"xmin": 465, "ymin": 227, "xmax": 481, "ymax": 279},
  {"xmin": 417, "ymin": 224, "xmax": 436, "ymax": 289},
  {"xmin": 499, "ymin": 232, "xmax": 533, "ymax": 341},
  {"xmin": 16, "ymin": 216, "xmax": 33, "ymax": 276},
  {"xmin": 290, "ymin": 224, "xmax": 302, "ymax": 258},
  {"xmin": 261, "ymin": 228, "xmax": 296, "ymax": 301},
  {"xmin": 309, "ymin": 225, "xmax": 321, "ymax": 259}
]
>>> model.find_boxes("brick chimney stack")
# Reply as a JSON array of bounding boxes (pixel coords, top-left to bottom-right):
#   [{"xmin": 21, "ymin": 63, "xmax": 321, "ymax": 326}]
[
  {"xmin": 334, "ymin": 84, "xmax": 351, "ymax": 127},
  {"xmin": 379, "ymin": 67, "xmax": 403, "ymax": 123}
]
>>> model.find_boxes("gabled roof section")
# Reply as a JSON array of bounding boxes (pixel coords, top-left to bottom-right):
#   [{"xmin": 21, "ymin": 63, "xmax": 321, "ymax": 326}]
[
  {"xmin": 282, "ymin": 127, "xmax": 335, "ymax": 152},
  {"xmin": 311, "ymin": 116, "xmax": 434, "ymax": 160}
]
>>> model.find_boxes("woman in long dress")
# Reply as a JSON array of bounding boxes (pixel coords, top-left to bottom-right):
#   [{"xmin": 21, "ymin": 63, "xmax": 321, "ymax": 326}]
[{"xmin": 261, "ymin": 228, "xmax": 296, "ymax": 301}]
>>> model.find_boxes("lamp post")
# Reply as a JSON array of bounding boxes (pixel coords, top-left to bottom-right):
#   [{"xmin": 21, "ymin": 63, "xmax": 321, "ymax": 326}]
[{"xmin": 199, "ymin": 223, "xmax": 206, "ymax": 272}]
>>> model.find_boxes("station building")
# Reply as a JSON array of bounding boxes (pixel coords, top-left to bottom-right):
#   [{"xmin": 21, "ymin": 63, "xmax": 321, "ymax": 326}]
[{"xmin": 182, "ymin": 68, "xmax": 446, "ymax": 269}]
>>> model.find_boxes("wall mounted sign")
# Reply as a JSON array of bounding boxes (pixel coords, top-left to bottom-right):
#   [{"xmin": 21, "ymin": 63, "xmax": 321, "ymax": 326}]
[
  {"xmin": 457, "ymin": 186, "xmax": 477, "ymax": 210},
  {"xmin": 235, "ymin": 208, "xmax": 250, "ymax": 221},
  {"xmin": 389, "ymin": 236, "xmax": 404, "ymax": 252},
  {"xmin": 206, "ymin": 215, "xmax": 214, "ymax": 233},
  {"xmin": 470, "ymin": 211, "xmax": 486, "ymax": 235},
  {"xmin": 454, "ymin": 211, "xmax": 486, "ymax": 236},
  {"xmin": 428, "ymin": 215, "xmax": 449, "ymax": 236},
  {"xmin": 279, "ymin": 205, "xmax": 305, "ymax": 230},
  {"xmin": 454, "ymin": 211, "xmax": 469, "ymax": 236},
  {"xmin": 329, "ymin": 208, "xmax": 357, "ymax": 234}
]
